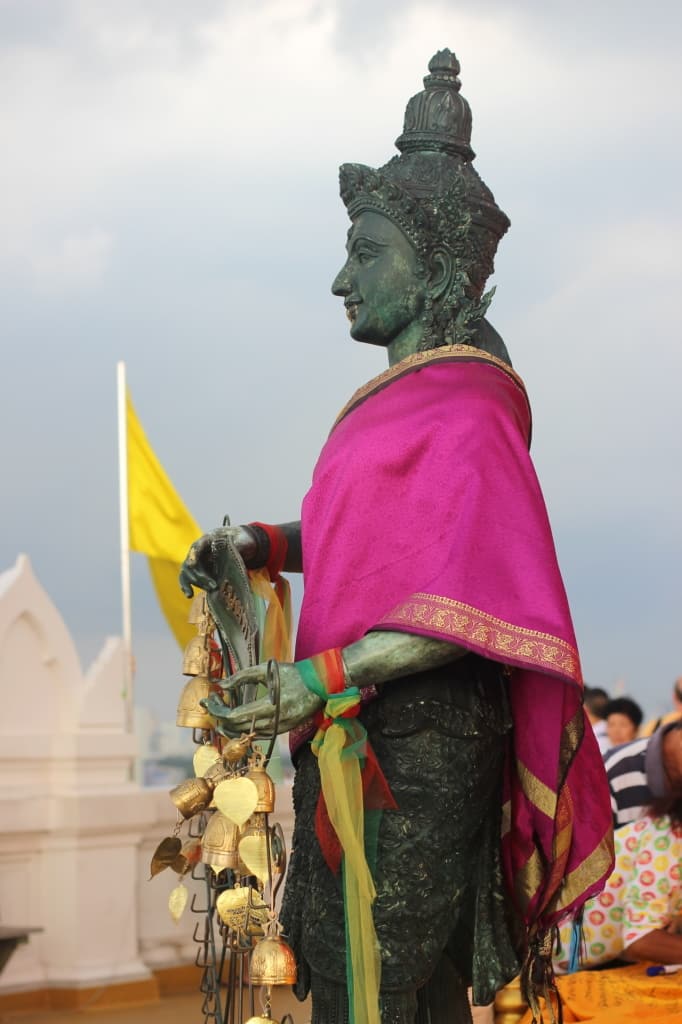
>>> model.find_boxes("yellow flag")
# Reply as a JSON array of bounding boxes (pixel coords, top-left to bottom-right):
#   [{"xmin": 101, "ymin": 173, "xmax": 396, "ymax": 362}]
[{"xmin": 127, "ymin": 393, "xmax": 200, "ymax": 648}]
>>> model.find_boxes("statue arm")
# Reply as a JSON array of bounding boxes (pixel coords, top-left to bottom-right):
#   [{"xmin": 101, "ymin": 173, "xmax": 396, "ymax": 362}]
[
  {"xmin": 204, "ymin": 629, "xmax": 466, "ymax": 735},
  {"xmin": 343, "ymin": 629, "xmax": 465, "ymax": 687},
  {"xmin": 179, "ymin": 520, "xmax": 302, "ymax": 597}
]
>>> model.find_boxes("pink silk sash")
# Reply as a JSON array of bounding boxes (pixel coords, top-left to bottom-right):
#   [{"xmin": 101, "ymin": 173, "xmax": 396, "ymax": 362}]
[{"xmin": 294, "ymin": 346, "xmax": 614, "ymax": 930}]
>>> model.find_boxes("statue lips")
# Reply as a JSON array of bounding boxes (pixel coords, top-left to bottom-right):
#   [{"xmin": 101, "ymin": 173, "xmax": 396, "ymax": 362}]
[{"xmin": 345, "ymin": 300, "xmax": 360, "ymax": 323}]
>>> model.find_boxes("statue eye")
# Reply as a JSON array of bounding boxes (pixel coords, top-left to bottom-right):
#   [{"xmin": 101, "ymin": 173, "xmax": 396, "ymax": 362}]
[{"xmin": 357, "ymin": 249, "xmax": 375, "ymax": 264}]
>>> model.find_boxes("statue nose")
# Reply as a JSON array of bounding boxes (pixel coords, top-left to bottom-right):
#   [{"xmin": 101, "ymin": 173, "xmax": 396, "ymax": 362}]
[{"xmin": 331, "ymin": 264, "xmax": 351, "ymax": 296}]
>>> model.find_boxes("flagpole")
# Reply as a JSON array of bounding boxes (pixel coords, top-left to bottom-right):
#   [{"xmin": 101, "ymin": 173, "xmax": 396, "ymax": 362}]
[{"xmin": 117, "ymin": 360, "xmax": 134, "ymax": 734}]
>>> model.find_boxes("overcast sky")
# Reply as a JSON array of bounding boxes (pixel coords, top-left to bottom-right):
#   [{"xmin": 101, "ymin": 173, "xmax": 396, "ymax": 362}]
[{"xmin": 1, "ymin": 0, "xmax": 680, "ymax": 724}]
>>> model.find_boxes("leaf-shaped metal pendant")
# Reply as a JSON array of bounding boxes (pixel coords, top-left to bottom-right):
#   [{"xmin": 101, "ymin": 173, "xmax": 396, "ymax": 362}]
[
  {"xmin": 168, "ymin": 882, "xmax": 189, "ymax": 922},
  {"xmin": 213, "ymin": 777, "xmax": 259, "ymax": 826},
  {"xmin": 171, "ymin": 840, "xmax": 202, "ymax": 876},
  {"xmin": 215, "ymin": 886, "xmax": 269, "ymax": 935},
  {"xmin": 150, "ymin": 836, "xmax": 182, "ymax": 879},
  {"xmin": 193, "ymin": 744, "xmax": 222, "ymax": 778}
]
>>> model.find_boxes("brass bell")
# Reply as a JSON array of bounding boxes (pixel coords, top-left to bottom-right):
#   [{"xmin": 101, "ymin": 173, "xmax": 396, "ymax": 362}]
[
  {"xmin": 246, "ymin": 754, "xmax": 276, "ymax": 813},
  {"xmin": 201, "ymin": 811, "xmax": 240, "ymax": 870},
  {"xmin": 169, "ymin": 776, "xmax": 213, "ymax": 819},
  {"xmin": 245, "ymin": 1017, "xmax": 279, "ymax": 1024},
  {"xmin": 188, "ymin": 591, "xmax": 208, "ymax": 625},
  {"xmin": 223, "ymin": 733, "xmax": 254, "ymax": 764},
  {"xmin": 182, "ymin": 635, "xmax": 209, "ymax": 676},
  {"xmin": 250, "ymin": 933, "xmax": 297, "ymax": 986},
  {"xmin": 176, "ymin": 675, "xmax": 213, "ymax": 728}
]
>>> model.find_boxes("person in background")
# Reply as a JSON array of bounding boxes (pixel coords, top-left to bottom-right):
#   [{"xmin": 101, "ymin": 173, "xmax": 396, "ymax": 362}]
[
  {"xmin": 584, "ymin": 686, "xmax": 610, "ymax": 756},
  {"xmin": 554, "ymin": 791, "xmax": 682, "ymax": 972},
  {"xmin": 640, "ymin": 676, "xmax": 682, "ymax": 738},
  {"xmin": 605, "ymin": 696, "xmax": 643, "ymax": 748},
  {"xmin": 605, "ymin": 721, "xmax": 682, "ymax": 827}
]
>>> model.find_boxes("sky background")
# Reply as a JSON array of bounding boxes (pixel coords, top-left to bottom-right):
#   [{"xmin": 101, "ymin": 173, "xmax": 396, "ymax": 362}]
[{"xmin": 1, "ymin": 0, "xmax": 680, "ymax": 727}]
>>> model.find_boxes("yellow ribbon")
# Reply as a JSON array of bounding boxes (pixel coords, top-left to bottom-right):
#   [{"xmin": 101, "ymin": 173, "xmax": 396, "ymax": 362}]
[
  {"xmin": 317, "ymin": 722, "xmax": 381, "ymax": 1024},
  {"xmin": 248, "ymin": 567, "xmax": 292, "ymax": 662},
  {"xmin": 305, "ymin": 675, "xmax": 381, "ymax": 1024}
]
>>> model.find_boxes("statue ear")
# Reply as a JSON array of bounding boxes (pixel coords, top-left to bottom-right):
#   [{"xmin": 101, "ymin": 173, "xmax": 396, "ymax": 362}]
[{"xmin": 427, "ymin": 249, "xmax": 455, "ymax": 304}]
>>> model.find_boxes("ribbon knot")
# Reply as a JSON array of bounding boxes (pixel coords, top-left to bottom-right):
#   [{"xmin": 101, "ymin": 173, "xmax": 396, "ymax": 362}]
[{"xmin": 323, "ymin": 687, "xmax": 361, "ymax": 722}]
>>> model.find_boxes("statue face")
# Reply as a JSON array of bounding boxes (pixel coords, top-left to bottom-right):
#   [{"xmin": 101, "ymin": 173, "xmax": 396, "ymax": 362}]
[{"xmin": 331, "ymin": 211, "xmax": 427, "ymax": 361}]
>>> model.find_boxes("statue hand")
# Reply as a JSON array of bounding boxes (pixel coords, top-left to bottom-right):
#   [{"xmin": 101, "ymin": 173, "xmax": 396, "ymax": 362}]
[
  {"xmin": 179, "ymin": 525, "xmax": 259, "ymax": 597},
  {"xmin": 202, "ymin": 662, "xmax": 323, "ymax": 736}
]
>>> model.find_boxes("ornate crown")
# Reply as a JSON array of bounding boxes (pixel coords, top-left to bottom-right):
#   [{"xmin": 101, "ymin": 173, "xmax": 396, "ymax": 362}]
[{"xmin": 338, "ymin": 49, "xmax": 510, "ymax": 296}]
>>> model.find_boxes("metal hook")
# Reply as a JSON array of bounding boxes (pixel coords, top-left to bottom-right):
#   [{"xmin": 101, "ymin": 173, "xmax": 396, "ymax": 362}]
[{"xmin": 260, "ymin": 659, "xmax": 281, "ymax": 765}]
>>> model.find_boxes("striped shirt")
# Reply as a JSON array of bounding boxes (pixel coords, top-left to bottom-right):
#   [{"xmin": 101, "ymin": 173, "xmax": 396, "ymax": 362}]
[{"xmin": 603, "ymin": 730, "xmax": 667, "ymax": 828}]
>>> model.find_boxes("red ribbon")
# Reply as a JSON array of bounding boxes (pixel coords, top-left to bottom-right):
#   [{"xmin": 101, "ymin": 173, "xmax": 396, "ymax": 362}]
[{"xmin": 250, "ymin": 521, "xmax": 288, "ymax": 578}]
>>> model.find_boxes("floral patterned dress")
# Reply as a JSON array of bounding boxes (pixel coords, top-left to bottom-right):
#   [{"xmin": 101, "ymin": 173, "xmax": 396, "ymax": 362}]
[{"xmin": 555, "ymin": 814, "xmax": 682, "ymax": 971}]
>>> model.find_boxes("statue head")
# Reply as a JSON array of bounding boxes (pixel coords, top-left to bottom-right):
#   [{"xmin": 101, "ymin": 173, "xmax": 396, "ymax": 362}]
[{"xmin": 332, "ymin": 50, "xmax": 510, "ymax": 362}]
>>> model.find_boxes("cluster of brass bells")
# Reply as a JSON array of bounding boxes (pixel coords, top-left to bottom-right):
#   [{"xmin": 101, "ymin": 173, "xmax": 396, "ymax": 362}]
[
  {"xmin": 165, "ymin": 582, "xmax": 297, "ymax": 1008},
  {"xmin": 171, "ymin": 745, "xmax": 275, "ymax": 823}
]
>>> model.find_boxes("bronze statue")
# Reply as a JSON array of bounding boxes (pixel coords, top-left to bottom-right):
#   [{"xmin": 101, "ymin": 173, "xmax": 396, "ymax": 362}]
[{"xmin": 180, "ymin": 50, "xmax": 613, "ymax": 1024}]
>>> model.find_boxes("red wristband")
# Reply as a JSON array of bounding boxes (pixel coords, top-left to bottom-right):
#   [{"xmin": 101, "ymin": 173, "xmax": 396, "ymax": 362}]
[{"xmin": 250, "ymin": 522, "xmax": 288, "ymax": 578}]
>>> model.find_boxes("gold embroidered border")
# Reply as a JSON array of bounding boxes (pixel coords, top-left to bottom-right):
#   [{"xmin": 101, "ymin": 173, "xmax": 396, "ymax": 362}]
[
  {"xmin": 514, "ymin": 848, "xmax": 544, "ymax": 914},
  {"xmin": 380, "ymin": 593, "xmax": 582, "ymax": 680},
  {"xmin": 552, "ymin": 832, "xmax": 615, "ymax": 916},
  {"xmin": 333, "ymin": 345, "xmax": 530, "ymax": 430},
  {"xmin": 516, "ymin": 760, "xmax": 557, "ymax": 820}
]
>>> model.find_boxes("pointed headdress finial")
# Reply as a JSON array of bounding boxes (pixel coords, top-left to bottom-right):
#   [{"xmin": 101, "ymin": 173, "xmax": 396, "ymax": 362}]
[{"xmin": 395, "ymin": 48, "xmax": 474, "ymax": 161}]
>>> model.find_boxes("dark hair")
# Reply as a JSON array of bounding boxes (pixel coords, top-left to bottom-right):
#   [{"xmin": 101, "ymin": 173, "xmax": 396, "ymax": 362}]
[
  {"xmin": 584, "ymin": 686, "xmax": 609, "ymax": 719},
  {"xmin": 605, "ymin": 697, "xmax": 644, "ymax": 729}
]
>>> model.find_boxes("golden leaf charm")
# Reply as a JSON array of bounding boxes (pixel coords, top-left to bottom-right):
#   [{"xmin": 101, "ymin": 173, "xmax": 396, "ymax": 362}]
[
  {"xmin": 216, "ymin": 886, "xmax": 269, "ymax": 935},
  {"xmin": 168, "ymin": 882, "xmax": 189, "ymax": 923},
  {"xmin": 182, "ymin": 840, "xmax": 202, "ymax": 867},
  {"xmin": 213, "ymin": 777, "xmax": 258, "ymax": 826},
  {"xmin": 150, "ymin": 836, "xmax": 182, "ymax": 879},
  {"xmin": 193, "ymin": 744, "xmax": 222, "ymax": 778},
  {"xmin": 171, "ymin": 850, "xmax": 193, "ymax": 876},
  {"xmin": 238, "ymin": 832, "xmax": 275, "ymax": 885}
]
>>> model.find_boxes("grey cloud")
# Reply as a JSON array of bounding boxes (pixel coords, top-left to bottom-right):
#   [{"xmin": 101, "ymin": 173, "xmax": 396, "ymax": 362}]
[{"xmin": 1, "ymin": 0, "xmax": 680, "ymax": 724}]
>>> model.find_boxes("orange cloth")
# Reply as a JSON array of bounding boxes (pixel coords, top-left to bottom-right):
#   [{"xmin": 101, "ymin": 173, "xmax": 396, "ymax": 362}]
[{"xmin": 518, "ymin": 963, "xmax": 682, "ymax": 1024}]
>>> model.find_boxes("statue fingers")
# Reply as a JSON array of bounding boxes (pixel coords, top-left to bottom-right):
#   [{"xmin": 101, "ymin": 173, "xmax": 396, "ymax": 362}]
[
  {"xmin": 204, "ymin": 695, "xmax": 275, "ymax": 737},
  {"xmin": 220, "ymin": 665, "xmax": 268, "ymax": 693},
  {"xmin": 178, "ymin": 564, "xmax": 217, "ymax": 598},
  {"xmin": 202, "ymin": 693, "xmax": 232, "ymax": 719}
]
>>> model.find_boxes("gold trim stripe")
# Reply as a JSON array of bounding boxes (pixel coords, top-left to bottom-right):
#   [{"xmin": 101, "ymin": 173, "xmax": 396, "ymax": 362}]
[
  {"xmin": 380, "ymin": 592, "xmax": 582, "ymax": 681},
  {"xmin": 333, "ymin": 344, "xmax": 530, "ymax": 433},
  {"xmin": 554, "ymin": 820, "xmax": 574, "ymax": 863},
  {"xmin": 516, "ymin": 760, "xmax": 557, "ymax": 820},
  {"xmin": 553, "ymin": 832, "xmax": 615, "ymax": 915},
  {"xmin": 514, "ymin": 848, "xmax": 544, "ymax": 914}
]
